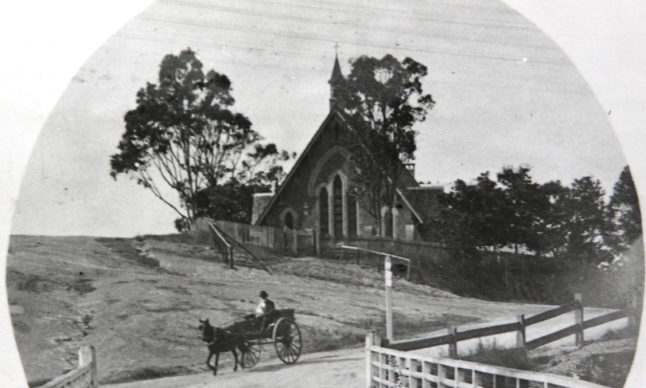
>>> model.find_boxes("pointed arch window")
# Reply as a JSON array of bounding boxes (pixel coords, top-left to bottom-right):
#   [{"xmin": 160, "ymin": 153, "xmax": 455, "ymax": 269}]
[
  {"xmin": 284, "ymin": 212, "xmax": 294, "ymax": 229},
  {"xmin": 319, "ymin": 187, "xmax": 329, "ymax": 236},
  {"xmin": 384, "ymin": 208, "xmax": 393, "ymax": 238},
  {"xmin": 348, "ymin": 193, "xmax": 357, "ymax": 238},
  {"xmin": 333, "ymin": 175, "xmax": 343, "ymax": 237}
]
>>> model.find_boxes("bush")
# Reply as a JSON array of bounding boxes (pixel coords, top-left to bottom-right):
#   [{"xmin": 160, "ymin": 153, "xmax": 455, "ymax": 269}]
[{"xmin": 458, "ymin": 342, "xmax": 537, "ymax": 371}]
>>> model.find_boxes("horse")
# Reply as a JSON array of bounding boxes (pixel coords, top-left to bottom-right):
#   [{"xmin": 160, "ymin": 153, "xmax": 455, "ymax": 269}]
[{"xmin": 198, "ymin": 318, "xmax": 245, "ymax": 375}]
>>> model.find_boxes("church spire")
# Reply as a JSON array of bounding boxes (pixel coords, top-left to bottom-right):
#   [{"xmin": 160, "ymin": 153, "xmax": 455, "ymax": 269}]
[
  {"xmin": 328, "ymin": 51, "xmax": 344, "ymax": 111},
  {"xmin": 329, "ymin": 54, "xmax": 344, "ymax": 84}
]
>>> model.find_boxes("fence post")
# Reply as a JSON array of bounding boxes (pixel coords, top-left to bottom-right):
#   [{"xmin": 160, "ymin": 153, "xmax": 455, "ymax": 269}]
[
  {"xmin": 448, "ymin": 326, "xmax": 458, "ymax": 357},
  {"xmin": 574, "ymin": 293, "xmax": 584, "ymax": 347},
  {"xmin": 366, "ymin": 332, "xmax": 375, "ymax": 388},
  {"xmin": 516, "ymin": 314, "xmax": 526, "ymax": 349},
  {"xmin": 228, "ymin": 246, "xmax": 234, "ymax": 268},
  {"xmin": 79, "ymin": 345, "xmax": 97, "ymax": 388}
]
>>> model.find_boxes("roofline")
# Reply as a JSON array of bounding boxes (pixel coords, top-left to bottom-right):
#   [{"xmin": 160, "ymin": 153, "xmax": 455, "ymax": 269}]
[
  {"xmin": 255, "ymin": 109, "xmax": 346, "ymax": 225},
  {"xmin": 336, "ymin": 115, "xmax": 423, "ymax": 224},
  {"xmin": 255, "ymin": 108, "xmax": 425, "ymax": 226},
  {"xmin": 396, "ymin": 188, "xmax": 424, "ymax": 224}
]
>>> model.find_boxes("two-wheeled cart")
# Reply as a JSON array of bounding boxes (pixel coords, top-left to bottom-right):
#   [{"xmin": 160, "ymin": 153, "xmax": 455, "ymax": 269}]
[{"xmin": 227, "ymin": 309, "xmax": 302, "ymax": 368}]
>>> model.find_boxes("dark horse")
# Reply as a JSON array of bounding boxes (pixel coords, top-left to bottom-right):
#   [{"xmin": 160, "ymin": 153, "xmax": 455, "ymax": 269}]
[{"xmin": 198, "ymin": 319, "xmax": 245, "ymax": 375}]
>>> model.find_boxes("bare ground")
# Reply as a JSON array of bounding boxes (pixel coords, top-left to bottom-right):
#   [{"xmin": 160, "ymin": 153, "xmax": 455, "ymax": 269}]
[{"xmin": 5, "ymin": 235, "xmax": 635, "ymax": 386}]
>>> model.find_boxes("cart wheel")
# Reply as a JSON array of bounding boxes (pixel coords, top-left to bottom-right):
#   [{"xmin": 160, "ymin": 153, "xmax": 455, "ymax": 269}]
[
  {"xmin": 273, "ymin": 317, "xmax": 302, "ymax": 364},
  {"xmin": 240, "ymin": 340, "xmax": 261, "ymax": 368}
]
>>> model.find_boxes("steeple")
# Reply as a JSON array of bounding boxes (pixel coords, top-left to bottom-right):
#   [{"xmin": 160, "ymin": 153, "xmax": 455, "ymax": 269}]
[{"xmin": 328, "ymin": 52, "xmax": 345, "ymax": 110}]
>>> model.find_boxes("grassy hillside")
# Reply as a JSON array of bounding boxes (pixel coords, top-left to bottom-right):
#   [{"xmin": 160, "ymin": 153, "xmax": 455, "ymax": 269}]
[{"xmin": 2, "ymin": 234, "xmax": 614, "ymax": 385}]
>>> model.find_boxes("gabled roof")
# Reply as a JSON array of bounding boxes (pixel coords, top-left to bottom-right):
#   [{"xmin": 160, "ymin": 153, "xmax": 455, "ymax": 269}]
[
  {"xmin": 255, "ymin": 109, "xmax": 345, "ymax": 225},
  {"xmin": 255, "ymin": 108, "xmax": 426, "ymax": 226}
]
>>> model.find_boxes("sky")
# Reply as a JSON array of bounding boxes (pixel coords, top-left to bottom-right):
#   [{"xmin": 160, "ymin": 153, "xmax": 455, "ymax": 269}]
[
  {"xmin": 2, "ymin": 2, "xmax": 646, "ymax": 386},
  {"xmin": 9, "ymin": 0, "xmax": 629, "ymax": 236}
]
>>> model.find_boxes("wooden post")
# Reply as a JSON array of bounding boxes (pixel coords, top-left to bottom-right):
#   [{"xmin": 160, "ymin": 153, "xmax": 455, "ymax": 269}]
[
  {"xmin": 292, "ymin": 229, "xmax": 298, "ymax": 256},
  {"xmin": 406, "ymin": 260, "xmax": 412, "ymax": 281},
  {"xmin": 516, "ymin": 314, "xmax": 526, "ymax": 349},
  {"xmin": 574, "ymin": 293, "xmax": 584, "ymax": 347},
  {"xmin": 79, "ymin": 346, "xmax": 97, "ymax": 388},
  {"xmin": 448, "ymin": 326, "xmax": 458, "ymax": 357},
  {"xmin": 365, "ymin": 332, "xmax": 376, "ymax": 388},
  {"xmin": 385, "ymin": 255, "xmax": 394, "ymax": 342},
  {"xmin": 228, "ymin": 246, "xmax": 234, "ymax": 268}
]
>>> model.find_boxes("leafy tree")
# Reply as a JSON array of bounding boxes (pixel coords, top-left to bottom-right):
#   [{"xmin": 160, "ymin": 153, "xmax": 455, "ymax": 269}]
[
  {"xmin": 559, "ymin": 177, "xmax": 614, "ymax": 263},
  {"xmin": 609, "ymin": 165, "xmax": 642, "ymax": 248},
  {"xmin": 339, "ymin": 54, "xmax": 435, "ymax": 228},
  {"xmin": 429, "ymin": 166, "xmax": 615, "ymax": 263},
  {"xmin": 496, "ymin": 166, "xmax": 553, "ymax": 253},
  {"xmin": 532, "ymin": 180, "xmax": 570, "ymax": 257},
  {"xmin": 194, "ymin": 182, "xmax": 267, "ymax": 224},
  {"xmin": 429, "ymin": 172, "xmax": 509, "ymax": 249},
  {"xmin": 110, "ymin": 48, "xmax": 289, "ymax": 229}
]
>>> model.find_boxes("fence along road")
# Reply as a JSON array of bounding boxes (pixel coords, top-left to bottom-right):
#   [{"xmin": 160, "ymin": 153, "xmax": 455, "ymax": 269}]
[
  {"xmin": 366, "ymin": 332, "xmax": 607, "ymax": 388},
  {"xmin": 39, "ymin": 346, "xmax": 97, "ymax": 388}
]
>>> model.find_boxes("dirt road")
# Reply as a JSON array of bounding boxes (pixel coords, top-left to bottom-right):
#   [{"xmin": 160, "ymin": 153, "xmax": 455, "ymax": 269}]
[
  {"xmin": 103, "ymin": 305, "xmax": 626, "ymax": 388},
  {"xmin": 5, "ymin": 235, "xmax": 629, "ymax": 386},
  {"xmin": 105, "ymin": 347, "xmax": 365, "ymax": 388}
]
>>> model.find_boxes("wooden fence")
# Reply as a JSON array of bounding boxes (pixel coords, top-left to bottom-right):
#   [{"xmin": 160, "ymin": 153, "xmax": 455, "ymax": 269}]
[
  {"xmin": 366, "ymin": 332, "xmax": 607, "ymax": 388},
  {"xmin": 209, "ymin": 222, "xmax": 234, "ymax": 268},
  {"xmin": 39, "ymin": 346, "xmax": 97, "ymax": 388},
  {"xmin": 201, "ymin": 219, "xmax": 316, "ymax": 257},
  {"xmin": 385, "ymin": 294, "xmax": 627, "ymax": 354}
]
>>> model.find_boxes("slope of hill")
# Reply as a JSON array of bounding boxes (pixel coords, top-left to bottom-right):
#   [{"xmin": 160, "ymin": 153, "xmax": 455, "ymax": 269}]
[{"xmin": 2, "ymin": 235, "xmax": 607, "ymax": 385}]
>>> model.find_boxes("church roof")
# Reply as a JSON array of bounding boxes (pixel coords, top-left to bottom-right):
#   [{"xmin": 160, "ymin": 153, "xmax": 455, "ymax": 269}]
[
  {"xmin": 254, "ymin": 108, "xmax": 426, "ymax": 226},
  {"xmin": 255, "ymin": 109, "xmax": 343, "ymax": 226}
]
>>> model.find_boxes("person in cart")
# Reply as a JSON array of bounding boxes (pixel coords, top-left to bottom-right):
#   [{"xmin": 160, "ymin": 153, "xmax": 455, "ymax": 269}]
[{"xmin": 255, "ymin": 290, "xmax": 275, "ymax": 333}]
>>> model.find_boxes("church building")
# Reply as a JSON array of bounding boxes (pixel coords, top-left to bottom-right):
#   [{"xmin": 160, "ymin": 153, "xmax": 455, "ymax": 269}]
[{"xmin": 252, "ymin": 56, "xmax": 442, "ymax": 245}]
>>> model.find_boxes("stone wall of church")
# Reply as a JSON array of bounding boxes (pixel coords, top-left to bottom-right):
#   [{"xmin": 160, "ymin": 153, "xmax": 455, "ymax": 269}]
[{"xmin": 260, "ymin": 115, "xmax": 382, "ymax": 238}]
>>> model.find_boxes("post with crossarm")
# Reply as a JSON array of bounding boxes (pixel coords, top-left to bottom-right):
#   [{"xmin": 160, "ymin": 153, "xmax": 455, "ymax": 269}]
[{"xmin": 337, "ymin": 243, "xmax": 410, "ymax": 343}]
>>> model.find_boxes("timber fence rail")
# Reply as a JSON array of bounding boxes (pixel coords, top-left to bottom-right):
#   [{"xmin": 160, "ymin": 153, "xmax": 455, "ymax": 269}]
[
  {"xmin": 366, "ymin": 332, "xmax": 608, "ymax": 388},
  {"xmin": 212, "ymin": 219, "xmax": 316, "ymax": 257},
  {"xmin": 208, "ymin": 222, "xmax": 234, "ymax": 268},
  {"xmin": 385, "ymin": 294, "xmax": 628, "ymax": 354},
  {"xmin": 40, "ymin": 346, "xmax": 97, "ymax": 388}
]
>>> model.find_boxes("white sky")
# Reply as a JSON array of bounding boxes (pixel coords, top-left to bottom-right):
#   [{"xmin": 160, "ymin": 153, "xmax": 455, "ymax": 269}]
[
  {"xmin": 6, "ymin": 0, "xmax": 631, "ymax": 237},
  {"xmin": 2, "ymin": 1, "xmax": 646, "ymax": 385}
]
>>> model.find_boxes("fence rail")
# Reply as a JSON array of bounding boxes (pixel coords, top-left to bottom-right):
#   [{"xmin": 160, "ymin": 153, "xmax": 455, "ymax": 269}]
[
  {"xmin": 207, "ymin": 219, "xmax": 316, "ymax": 257},
  {"xmin": 40, "ymin": 346, "xmax": 97, "ymax": 388},
  {"xmin": 367, "ymin": 332, "xmax": 607, "ymax": 388},
  {"xmin": 385, "ymin": 294, "xmax": 626, "ymax": 354},
  {"xmin": 209, "ymin": 222, "xmax": 234, "ymax": 268}
]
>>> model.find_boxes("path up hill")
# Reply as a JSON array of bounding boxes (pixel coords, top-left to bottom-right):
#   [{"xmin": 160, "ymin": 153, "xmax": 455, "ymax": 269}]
[{"xmin": 5, "ymin": 234, "xmax": 572, "ymax": 385}]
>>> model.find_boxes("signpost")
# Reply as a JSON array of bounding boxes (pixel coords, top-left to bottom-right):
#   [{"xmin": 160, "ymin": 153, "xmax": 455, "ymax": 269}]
[{"xmin": 338, "ymin": 244, "xmax": 410, "ymax": 343}]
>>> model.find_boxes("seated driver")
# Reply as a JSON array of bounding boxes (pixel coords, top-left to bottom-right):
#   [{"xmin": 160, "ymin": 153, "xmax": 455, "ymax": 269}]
[{"xmin": 256, "ymin": 290, "xmax": 275, "ymax": 332}]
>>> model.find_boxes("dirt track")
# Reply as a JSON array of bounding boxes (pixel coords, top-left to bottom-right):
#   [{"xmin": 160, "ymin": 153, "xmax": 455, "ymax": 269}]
[
  {"xmin": 5, "ymin": 235, "xmax": 629, "ymax": 386},
  {"xmin": 103, "ymin": 306, "xmax": 627, "ymax": 388},
  {"xmin": 104, "ymin": 347, "xmax": 365, "ymax": 388}
]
